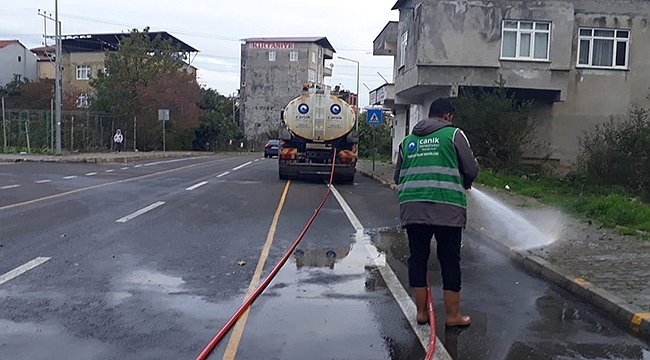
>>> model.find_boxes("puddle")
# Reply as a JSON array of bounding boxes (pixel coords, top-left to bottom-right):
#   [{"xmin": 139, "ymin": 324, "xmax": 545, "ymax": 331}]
[{"xmin": 371, "ymin": 228, "xmax": 650, "ymax": 360}]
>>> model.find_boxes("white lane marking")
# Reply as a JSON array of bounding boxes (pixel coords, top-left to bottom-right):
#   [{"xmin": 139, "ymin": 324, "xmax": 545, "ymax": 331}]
[
  {"xmin": 35, "ymin": 180, "xmax": 51, "ymax": 184},
  {"xmin": 186, "ymin": 181, "xmax": 208, "ymax": 191},
  {"xmin": 330, "ymin": 186, "xmax": 363, "ymax": 231},
  {"xmin": 254, "ymin": 159, "xmax": 259, "ymax": 162},
  {"xmin": 120, "ymin": 167, "xmax": 129, "ymax": 170},
  {"xmin": 86, "ymin": 172, "xmax": 98, "ymax": 176},
  {"xmin": 143, "ymin": 157, "xmax": 201, "ymax": 167},
  {"xmin": 106, "ymin": 169, "xmax": 115, "ymax": 173},
  {"xmin": 116, "ymin": 201, "xmax": 165, "ymax": 223},
  {"xmin": 134, "ymin": 165, "xmax": 142, "ymax": 168},
  {"xmin": 0, "ymin": 185, "xmax": 20, "ymax": 190},
  {"xmin": 330, "ymin": 185, "xmax": 452, "ymax": 359},
  {"xmin": 63, "ymin": 176, "xmax": 77, "ymax": 179},
  {"xmin": 232, "ymin": 161, "xmax": 252, "ymax": 171},
  {"xmin": 216, "ymin": 171, "xmax": 230, "ymax": 178},
  {"xmin": 0, "ymin": 257, "xmax": 51, "ymax": 286}
]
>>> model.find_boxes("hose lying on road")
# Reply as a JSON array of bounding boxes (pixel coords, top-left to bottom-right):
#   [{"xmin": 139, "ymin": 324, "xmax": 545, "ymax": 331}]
[
  {"xmin": 196, "ymin": 151, "xmax": 439, "ymax": 359},
  {"xmin": 195, "ymin": 151, "xmax": 338, "ymax": 360},
  {"xmin": 425, "ymin": 274, "xmax": 437, "ymax": 360}
]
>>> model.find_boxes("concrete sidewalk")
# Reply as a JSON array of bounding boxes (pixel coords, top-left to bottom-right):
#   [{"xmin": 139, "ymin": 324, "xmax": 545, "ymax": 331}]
[{"xmin": 357, "ymin": 159, "xmax": 650, "ymax": 340}]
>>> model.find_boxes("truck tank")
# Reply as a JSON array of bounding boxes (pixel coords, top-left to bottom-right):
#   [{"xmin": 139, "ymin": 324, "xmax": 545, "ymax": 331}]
[{"xmin": 278, "ymin": 87, "xmax": 358, "ymax": 183}]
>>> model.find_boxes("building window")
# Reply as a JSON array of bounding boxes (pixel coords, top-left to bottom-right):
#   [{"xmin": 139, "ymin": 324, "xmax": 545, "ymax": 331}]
[
  {"xmin": 76, "ymin": 93, "xmax": 89, "ymax": 108},
  {"xmin": 308, "ymin": 68, "xmax": 317, "ymax": 82},
  {"xmin": 268, "ymin": 51, "xmax": 276, "ymax": 61},
  {"xmin": 312, "ymin": 52, "xmax": 316, "ymax": 63},
  {"xmin": 578, "ymin": 28, "xmax": 629, "ymax": 69},
  {"xmin": 17, "ymin": 56, "xmax": 21, "ymax": 62},
  {"xmin": 400, "ymin": 31, "xmax": 408, "ymax": 67},
  {"xmin": 290, "ymin": 51, "xmax": 299, "ymax": 62},
  {"xmin": 76, "ymin": 65, "xmax": 91, "ymax": 80},
  {"xmin": 501, "ymin": 20, "xmax": 551, "ymax": 60}
]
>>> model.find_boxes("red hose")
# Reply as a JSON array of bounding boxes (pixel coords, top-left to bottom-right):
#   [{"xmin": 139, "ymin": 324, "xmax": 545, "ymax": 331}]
[
  {"xmin": 196, "ymin": 152, "xmax": 338, "ymax": 360},
  {"xmin": 424, "ymin": 274, "xmax": 437, "ymax": 359}
]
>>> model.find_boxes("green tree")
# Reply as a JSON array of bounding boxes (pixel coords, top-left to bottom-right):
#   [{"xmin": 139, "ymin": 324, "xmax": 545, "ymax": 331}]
[
  {"xmin": 358, "ymin": 112, "xmax": 392, "ymax": 159},
  {"xmin": 91, "ymin": 27, "xmax": 199, "ymax": 150},
  {"xmin": 453, "ymin": 77, "xmax": 537, "ymax": 171},
  {"xmin": 193, "ymin": 88, "xmax": 243, "ymax": 151}
]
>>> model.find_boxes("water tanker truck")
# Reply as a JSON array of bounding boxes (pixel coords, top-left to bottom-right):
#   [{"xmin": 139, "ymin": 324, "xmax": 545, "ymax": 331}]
[{"xmin": 278, "ymin": 85, "xmax": 358, "ymax": 183}]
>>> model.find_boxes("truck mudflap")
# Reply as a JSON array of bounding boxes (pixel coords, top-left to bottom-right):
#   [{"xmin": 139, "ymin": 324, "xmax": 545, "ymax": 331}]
[{"xmin": 279, "ymin": 162, "xmax": 355, "ymax": 183}]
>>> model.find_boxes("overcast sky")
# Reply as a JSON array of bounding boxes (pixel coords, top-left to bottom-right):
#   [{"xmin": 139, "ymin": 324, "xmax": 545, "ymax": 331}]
[{"xmin": 2, "ymin": 0, "xmax": 399, "ymax": 105}]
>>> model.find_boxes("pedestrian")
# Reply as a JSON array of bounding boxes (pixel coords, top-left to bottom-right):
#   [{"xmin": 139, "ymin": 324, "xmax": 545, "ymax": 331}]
[
  {"xmin": 114, "ymin": 129, "xmax": 124, "ymax": 153},
  {"xmin": 394, "ymin": 97, "xmax": 479, "ymax": 328}
]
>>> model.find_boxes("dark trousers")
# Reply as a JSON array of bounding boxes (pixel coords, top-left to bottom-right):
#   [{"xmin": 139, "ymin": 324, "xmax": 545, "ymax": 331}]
[
  {"xmin": 406, "ymin": 224, "xmax": 462, "ymax": 291},
  {"xmin": 115, "ymin": 142, "xmax": 123, "ymax": 152}
]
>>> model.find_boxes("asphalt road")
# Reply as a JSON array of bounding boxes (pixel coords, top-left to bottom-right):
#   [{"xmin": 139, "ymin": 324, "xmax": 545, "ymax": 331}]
[{"xmin": 0, "ymin": 154, "xmax": 649, "ymax": 360}]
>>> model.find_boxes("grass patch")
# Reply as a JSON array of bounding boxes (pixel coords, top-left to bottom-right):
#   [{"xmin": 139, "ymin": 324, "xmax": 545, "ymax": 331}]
[{"xmin": 476, "ymin": 169, "xmax": 650, "ymax": 240}]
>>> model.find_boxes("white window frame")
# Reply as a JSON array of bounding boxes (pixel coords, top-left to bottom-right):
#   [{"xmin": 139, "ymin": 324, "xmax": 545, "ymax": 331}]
[
  {"xmin": 289, "ymin": 51, "xmax": 299, "ymax": 62},
  {"xmin": 76, "ymin": 65, "xmax": 91, "ymax": 80},
  {"xmin": 500, "ymin": 20, "xmax": 551, "ymax": 61},
  {"xmin": 268, "ymin": 51, "xmax": 276, "ymax": 62},
  {"xmin": 577, "ymin": 28, "xmax": 630, "ymax": 70},
  {"xmin": 399, "ymin": 31, "xmax": 408, "ymax": 68}
]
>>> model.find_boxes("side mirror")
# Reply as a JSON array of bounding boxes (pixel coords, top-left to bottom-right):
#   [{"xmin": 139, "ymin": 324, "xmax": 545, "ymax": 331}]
[{"xmin": 346, "ymin": 131, "xmax": 359, "ymax": 144}]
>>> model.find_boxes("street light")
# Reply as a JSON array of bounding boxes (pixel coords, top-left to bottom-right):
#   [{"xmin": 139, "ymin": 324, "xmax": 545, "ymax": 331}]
[{"xmin": 337, "ymin": 56, "xmax": 359, "ymax": 132}]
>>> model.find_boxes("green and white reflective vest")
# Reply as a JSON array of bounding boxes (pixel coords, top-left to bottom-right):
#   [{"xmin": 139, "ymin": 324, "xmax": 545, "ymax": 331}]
[{"xmin": 398, "ymin": 126, "xmax": 466, "ymax": 208}]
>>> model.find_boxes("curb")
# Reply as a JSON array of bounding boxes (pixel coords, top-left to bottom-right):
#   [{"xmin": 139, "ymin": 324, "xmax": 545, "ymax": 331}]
[
  {"xmin": 357, "ymin": 168, "xmax": 650, "ymax": 340},
  {"xmin": 0, "ymin": 152, "xmax": 205, "ymax": 164}
]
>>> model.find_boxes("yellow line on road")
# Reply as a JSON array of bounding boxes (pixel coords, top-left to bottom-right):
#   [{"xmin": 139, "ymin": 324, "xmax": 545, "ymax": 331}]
[
  {"xmin": 0, "ymin": 157, "xmax": 231, "ymax": 212},
  {"xmin": 222, "ymin": 180, "xmax": 291, "ymax": 360}
]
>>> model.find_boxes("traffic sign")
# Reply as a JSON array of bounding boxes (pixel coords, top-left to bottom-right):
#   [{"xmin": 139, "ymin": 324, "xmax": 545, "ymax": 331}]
[{"xmin": 367, "ymin": 109, "xmax": 382, "ymax": 125}]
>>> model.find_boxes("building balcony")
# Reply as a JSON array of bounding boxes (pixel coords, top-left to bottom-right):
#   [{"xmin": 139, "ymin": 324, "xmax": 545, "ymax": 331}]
[
  {"xmin": 369, "ymin": 83, "xmax": 397, "ymax": 108},
  {"xmin": 373, "ymin": 21, "xmax": 398, "ymax": 57}
]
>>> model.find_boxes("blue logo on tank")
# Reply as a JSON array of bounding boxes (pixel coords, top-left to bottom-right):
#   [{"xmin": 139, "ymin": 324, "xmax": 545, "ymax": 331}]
[
  {"xmin": 330, "ymin": 104, "xmax": 341, "ymax": 115},
  {"xmin": 298, "ymin": 103, "xmax": 310, "ymax": 114},
  {"xmin": 407, "ymin": 141, "xmax": 417, "ymax": 153}
]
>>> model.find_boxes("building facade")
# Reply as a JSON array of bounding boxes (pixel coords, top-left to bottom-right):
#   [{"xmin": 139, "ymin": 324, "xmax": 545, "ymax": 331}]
[
  {"xmin": 60, "ymin": 32, "xmax": 198, "ymax": 108},
  {"xmin": 374, "ymin": 0, "xmax": 650, "ymax": 164},
  {"xmin": 239, "ymin": 37, "xmax": 335, "ymax": 144},
  {"xmin": 30, "ymin": 46, "xmax": 56, "ymax": 80},
  {"xmin": 0, "ymin": 40, "xmax": 38, "ymax": 86}
]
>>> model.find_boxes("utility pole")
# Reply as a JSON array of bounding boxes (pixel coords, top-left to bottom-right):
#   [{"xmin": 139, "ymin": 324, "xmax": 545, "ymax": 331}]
[{"xmin": 54, "ymin": 0, "xmax": 62, "ymax": 155}]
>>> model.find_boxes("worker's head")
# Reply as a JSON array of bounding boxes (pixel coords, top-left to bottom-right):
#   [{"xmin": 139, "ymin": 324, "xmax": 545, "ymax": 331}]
[
  {"xmin": 116, "ymin": 129, "xmax": 121, "ymax": 133},
  {"xmin": 428, "ymin": 97, "xmax": 455, "ymax": 123}
]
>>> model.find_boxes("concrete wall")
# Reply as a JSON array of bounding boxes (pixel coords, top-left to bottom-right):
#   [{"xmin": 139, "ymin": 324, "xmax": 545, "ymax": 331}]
[
  {"xmin": 0, "ymin": 43, "xmax": 38, "ymax": 86},
  {"xmin": 240, "ymin": 42, "xmax": 332, "ymax": 143}
]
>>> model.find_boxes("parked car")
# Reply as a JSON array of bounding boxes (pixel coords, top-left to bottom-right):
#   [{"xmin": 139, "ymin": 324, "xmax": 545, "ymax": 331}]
[{"xmin": 264, "ymin": 139, "xmax": 280, "ymax": 158}]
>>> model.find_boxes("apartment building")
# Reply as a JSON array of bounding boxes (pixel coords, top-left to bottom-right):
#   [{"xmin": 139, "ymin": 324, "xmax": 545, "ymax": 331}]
[
  {"xmin": 239, "ymin": 37, "xmax": 335, "ymax": 143},
  {"xmin": 373, "ymin": 0, "xmax": 650, "ymax": 164},
  {"xmin": 0, "ymin": 40, "xmax": 38, "ymax": 86},
  {"xmin": 60, "ymin": 32, "xmax": 198, "ymax": 107}
]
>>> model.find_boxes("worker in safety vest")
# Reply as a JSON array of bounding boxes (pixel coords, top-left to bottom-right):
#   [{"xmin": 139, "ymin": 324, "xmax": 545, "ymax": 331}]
[{"xmin": 394, "ymin": 97, "xmax": 479, "ymax": 328}]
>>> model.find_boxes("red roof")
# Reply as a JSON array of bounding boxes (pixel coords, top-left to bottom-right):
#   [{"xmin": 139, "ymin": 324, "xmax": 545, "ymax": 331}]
[{"xmin": 0, "ymin": 40, "xmax": 20, "ymax": 49}]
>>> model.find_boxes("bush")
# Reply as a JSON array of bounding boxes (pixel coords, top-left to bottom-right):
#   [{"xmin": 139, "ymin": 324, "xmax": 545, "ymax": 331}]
[
  {"xmin": 453, "ymin": 77, "xmax": 538, "ymax": 172},
  {"xmin": 577, "ymin": 106, "xmax": 650, "ymax": 199}
]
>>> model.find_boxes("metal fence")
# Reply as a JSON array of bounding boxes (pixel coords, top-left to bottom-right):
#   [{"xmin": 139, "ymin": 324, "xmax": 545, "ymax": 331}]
[{"xmin": 1, "ymin": 108, "xmax": 119, "ymax": 153}]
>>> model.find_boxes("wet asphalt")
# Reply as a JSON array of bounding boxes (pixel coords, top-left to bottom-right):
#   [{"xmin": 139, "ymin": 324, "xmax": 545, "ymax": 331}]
[{"xmin": 0, "ymin": 154, "xmax": 649, "ymax": 360}]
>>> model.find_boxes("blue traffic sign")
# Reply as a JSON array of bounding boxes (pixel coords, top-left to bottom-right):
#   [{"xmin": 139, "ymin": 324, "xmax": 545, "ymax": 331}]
[{"xmin": 367, "ymin": 109, "xmax": 382, "ymax": 125}]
